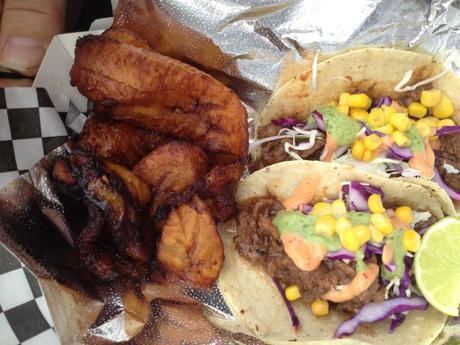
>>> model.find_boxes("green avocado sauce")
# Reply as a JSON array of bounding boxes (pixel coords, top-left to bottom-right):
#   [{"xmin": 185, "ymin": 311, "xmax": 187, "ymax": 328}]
[
  {"xmin": 381, "ymin": 230, "xmax": 407, "ymax": 280},
  {"xmin": 272, "ymin": 210, "xmax": 372, "ymax": 273},
  {"xmin": 355, "ymin": 249, "xmax": 366, "ymax": 272},
  {"xmin": 348, "ymin": 212, "xmax": 371, "ymax": 225},
  {"xmin": 316, "ymin": 106, "xmax": 361, "ymax": 146},
  {"xmin": 272, "ymin": 211, "xmax": 341, "ymax": 251},
  {"xmin": 407, "ymin": 126, "xmax": 425, "ymax": 153}
]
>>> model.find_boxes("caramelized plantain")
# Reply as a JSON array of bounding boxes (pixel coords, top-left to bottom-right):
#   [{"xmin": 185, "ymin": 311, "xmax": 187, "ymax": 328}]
[
  {"xmin": 133, "ymin": 141, "xmax": 209, "ymax": 193},
  {"xmin": 78, "ymin": 115, "xmax": 166, "ymax": 168},
  {"xmin": 102, "ymin": 159, "xmax": 152, "ymax": 207},
  {"xmin": 157, "ymin": 195, "xmax": 224, "ymax": 286},
  {"xmin": 70, "ymin": 30, "xmax": 248, "ymax": 158}
]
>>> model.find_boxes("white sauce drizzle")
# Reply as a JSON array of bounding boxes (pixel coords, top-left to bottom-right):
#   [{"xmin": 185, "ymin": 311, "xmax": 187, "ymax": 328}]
[
  {"xmin": 443, "ymin": 163, "xmax": 460, "ymax": 174},
  {"xmin": 411, "ymin": 211, "xmax": 432, "ymax": 228},
  {"xmin": 401, "ymin": 168, "xmax": 421, "ymax": 177},
  {"xmin": 394, "ymin": 67, "xmax": 449, "ymax": 93},
  {"xmin": 311, "ymin": 51, "xmax": 319, "ymax": 91}
]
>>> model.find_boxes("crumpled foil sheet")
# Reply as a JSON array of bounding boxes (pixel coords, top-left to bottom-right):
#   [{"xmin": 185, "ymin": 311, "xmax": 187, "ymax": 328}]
[
  {"xmin": 1, "ymin": 0, "xmax": 460, "ymax": 344},
  {"xmin": 115, "ymin": 0, "xmax": 460, "ymax": 114}
]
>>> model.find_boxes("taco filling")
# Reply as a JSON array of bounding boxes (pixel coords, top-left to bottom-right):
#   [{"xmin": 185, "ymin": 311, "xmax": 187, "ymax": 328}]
[
  {"xmin": 252, "ymin": 81, "xmax": 460, "ymax": 202},
  {"xmin": 234, "ymin": 178, "xmax": 436, "ymax": 337}
]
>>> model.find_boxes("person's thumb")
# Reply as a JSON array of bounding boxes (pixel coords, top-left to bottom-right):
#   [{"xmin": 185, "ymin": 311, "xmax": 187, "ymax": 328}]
[{"xmin": 0, "ymin": 0, "xmax": 67, "ymax": 77}]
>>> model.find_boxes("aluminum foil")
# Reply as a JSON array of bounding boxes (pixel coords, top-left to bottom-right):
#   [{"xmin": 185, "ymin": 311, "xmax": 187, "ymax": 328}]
[
  {"xmin": 2, "ymin": 0, "xmax": 460, "ymax": 343},
  {"xmin": 114, "ymin": 0, "xmax": 460, "ymax": 113}
]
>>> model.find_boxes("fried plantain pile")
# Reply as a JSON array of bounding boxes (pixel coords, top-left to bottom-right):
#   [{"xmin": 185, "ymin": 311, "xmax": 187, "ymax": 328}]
[{"xmin": 52, "ymin": 28, "xmax": 247, "ymax": 287}]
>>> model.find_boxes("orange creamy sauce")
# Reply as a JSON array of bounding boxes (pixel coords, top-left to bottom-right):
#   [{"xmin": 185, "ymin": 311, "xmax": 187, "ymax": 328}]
[
  {"xmin": 408, "ymin": 138, "xmax": 435, "ymax": 178},
  {"xmin": 281, "ymin": 233, "xmax": 327, "ymax": 272},
  {"xmin": 322, "ymin": 263, "xmax": 379, "ymax": 303},
  {"xmin": 283, "ymin": 173, "xmax": 321, "ymax": 210}
]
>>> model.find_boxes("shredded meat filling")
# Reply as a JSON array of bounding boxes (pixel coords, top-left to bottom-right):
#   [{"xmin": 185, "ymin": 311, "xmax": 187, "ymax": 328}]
[
  {"xmin": 250, "ymin": 136, "xmax": 325, "ymax": 172},
  {"xmin": 436, "ymin": 133, "xmax": 460, "ymax": 191},
  {"xmin": 234, "ymin": 198, "xmax": 385, "ymax": 313}
]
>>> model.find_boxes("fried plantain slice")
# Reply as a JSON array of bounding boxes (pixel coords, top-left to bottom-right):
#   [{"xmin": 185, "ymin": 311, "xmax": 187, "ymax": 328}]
[
  {"xmin": 105, "ymin": 103, "xmax": 211, "ymax": 143},
  {"xmin": 199, "ymin": 162, "xmax": 243, "ymax": 222},
  {"xmin": 78, "ymin": 115, "xmax": 166, "ymax": 168},
  {"xmin": 157, "ymin": 195, "xmax": 224, "ymax": 286},
  {"xmin": 133, "ymin": 141, "xmax": 209, "ymax": 193},
  {"xmin": 70, "ymin": 30, "xmax": 248, "ymax": 158},
  {"xmin": 69, "ymin": 151, "xmax": 152, "ymax": 263},
  {"xmin": 102, "ymin": 159, "xmax": 152, "ymax": 207}
]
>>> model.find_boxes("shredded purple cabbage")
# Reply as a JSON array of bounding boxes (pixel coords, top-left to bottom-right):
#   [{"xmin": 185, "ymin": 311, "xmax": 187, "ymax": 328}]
[
  {"xmin": 326, "ymin": 249, "xmax": 355, "ymax": 261},
  {"xmin": 334, "ymin": 297, "xmax": 428, "ymax": 338},
  {"xmin": 364, "ymin": 242, "xmax": 383, "ymax": 260},
  {"xmin": 433, "ymin": 167, "xmax": 460, "ymax": 200},
  {"xmin": 399, "ymin": 256, "xmax": 413, "ymax": 297},
  {"xmin": 311, "ymin": 111, "xmax": 326, "ymax": 132},
  {"xmin": 273, "ymin": 278, "xmax": 300, "ymax": 330},
  {"xmin": 272, "ymin": 117, "xmax": 306, "ymax": 128},
  {"xmin": 387, "ymin": 144, "xmax": 413, "ymax": 161},
  {"xmin": 362, "ymin": 122, "xmax": 385, "ymax": 137},
  {"xmin": 436, "ymin": 125, "xmax": 460, "ymax": 136},
  {"xmin": 362, "ymin": 183, "xmax": 384, "ymax": 197},
  {"xmin": 301, "ymin": 204, "xmax": 313, "ymax": 214},
  {"xmin": 342, "ymin": 182, "xmax": 384, "ymax": 212},
  {"xmin": 384, "ymin": 261, "xmax": 397, "ymax": 273},
  {"xmin": 415, "ymin": 226, "xmax": 429, "ymax": 235},
  {"xmin": 373, "ymin": 96, "xmax": 393, "ymax": 108},
  {"xmin": 390, "ymin": 313, "xmax": 406, "ymax": 332}
]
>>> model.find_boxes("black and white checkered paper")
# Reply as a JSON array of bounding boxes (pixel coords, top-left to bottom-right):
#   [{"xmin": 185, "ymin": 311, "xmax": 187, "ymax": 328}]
[{"xmin": 0, "ymin": 87, "xmax": 69, "ymax": 345}]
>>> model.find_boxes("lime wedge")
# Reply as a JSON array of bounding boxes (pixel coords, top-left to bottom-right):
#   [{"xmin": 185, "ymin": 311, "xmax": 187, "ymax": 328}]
[{"xmin": 414, "ymin": 217, "xmax": 460, "ymax": 316}]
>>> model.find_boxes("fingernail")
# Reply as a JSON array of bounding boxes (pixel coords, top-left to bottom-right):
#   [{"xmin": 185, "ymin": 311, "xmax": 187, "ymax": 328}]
[{"xmin": 0, "ymin": 37, "xmax": 46, "ymax": 77}]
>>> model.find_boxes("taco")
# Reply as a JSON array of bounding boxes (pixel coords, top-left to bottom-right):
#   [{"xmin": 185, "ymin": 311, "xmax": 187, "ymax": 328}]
[
  {"xmin": 216, "ymin": 160, "xmax": 453, "ymax": 344},
  {"xmin": 250, "ymin": 47, "xmax": 460, "ymax": 212}
]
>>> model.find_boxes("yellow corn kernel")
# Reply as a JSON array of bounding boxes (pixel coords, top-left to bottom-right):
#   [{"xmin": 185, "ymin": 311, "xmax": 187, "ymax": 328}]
[
  {"xmin": 402, "ymin": 229, "xmax": 421, "ymax": 252},
  {"xmin": 335, "ymin": 217, "xmax": 353, "ymax": 235},
  {"xmin": 415, "ymin": 121, "xmax": 432, "ymax": 138},
  {"xmin": 420, "ymin": 89, "xmax": 442, "ymax": 108},
  {"xmin": 368, "ymin": 108, "xmax": 386, "ymax": 128},
  {"xmin": 369, "ymin": 225, "xmax": 384, "ymax": 242},
  {"xmin": 418, "ymin": 116, "xmax": 439, "ymax": 128},
  {"xmin": 339, "ymin": 92, "xmax": 350, "ymax": 105},
  {"xmin": 336, "ymin": 104, "xmax": 349, "ymax": 114},
  {"xmin": 392, "ymin": 130, "xmax": 411, "ymax": 147},
  {"xmin": 311, "ymin": 299, "xmax": 329, "ymax": 316},
  {"xmin": 315, "ymin": 215, "xmax": 336, "ymax": 237},
  {"xmin": 332, "ymin": 199, "xmax": 347, "ymax": 218},
  {"xmin": 350, "ymin": 108, "xmax": 369, "ymax": 121},
  {"xmin": 285, "ymin": 285, "xmax": 302, "ymax": 301},
  {"xmin": 395, "ymin": 206, "xmax": 414, "ymax": 224},
  {"xmin": 348, "ymin": 93, "xmax": 371, "ymax": 109},
  {"xmin": 352, "ymin": 140, "xmax": 365, "ymax": 160},
  {"xmin": 310, "ymin": 202, "xmax": 332, "ymax": 216},
  {"xmin": 340, "ymin": 228, "xmax": 360, "ymax": 251},
  {"xmin": 432, "ymin": 95, "xmax": 454, "ymax": 119},
  {"xmin": 353, "ymin": 225, "xmax": 371, "ymax": 245},
  {"xmin": 390, "ymin": 113, "xmax": 411, "ymax": 131},
  {"xmin": 362, "ymin": 149, "xmax": 375, "ymax": 162},
  {"xmin": 407, "ymin": 102, "xmax": 427, "ymax": 119},
  {"xmin": 364, "ymin": 134, "xmax": 383, "ymax": 151},
  {"xmin": 375, "ymin": 123, "xmax": 394, "ymax": 135},
  {"xmin": 382, "ymin": 105, "xmax": 396, "ymax": 121},
  {"xmin": 368, "ymin": 194, "xmax": 385, "ymax": 213},
  {"xmin": 328, "ymin": 101, "xmax": 338, "ymax": 107},
  {"xmin": 370, "ymin": 213, "xmax": 394, "ymax": 235},
  {"xmin": 438, "ymin": 119, "xmax": 456, "ymax": 128}
]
